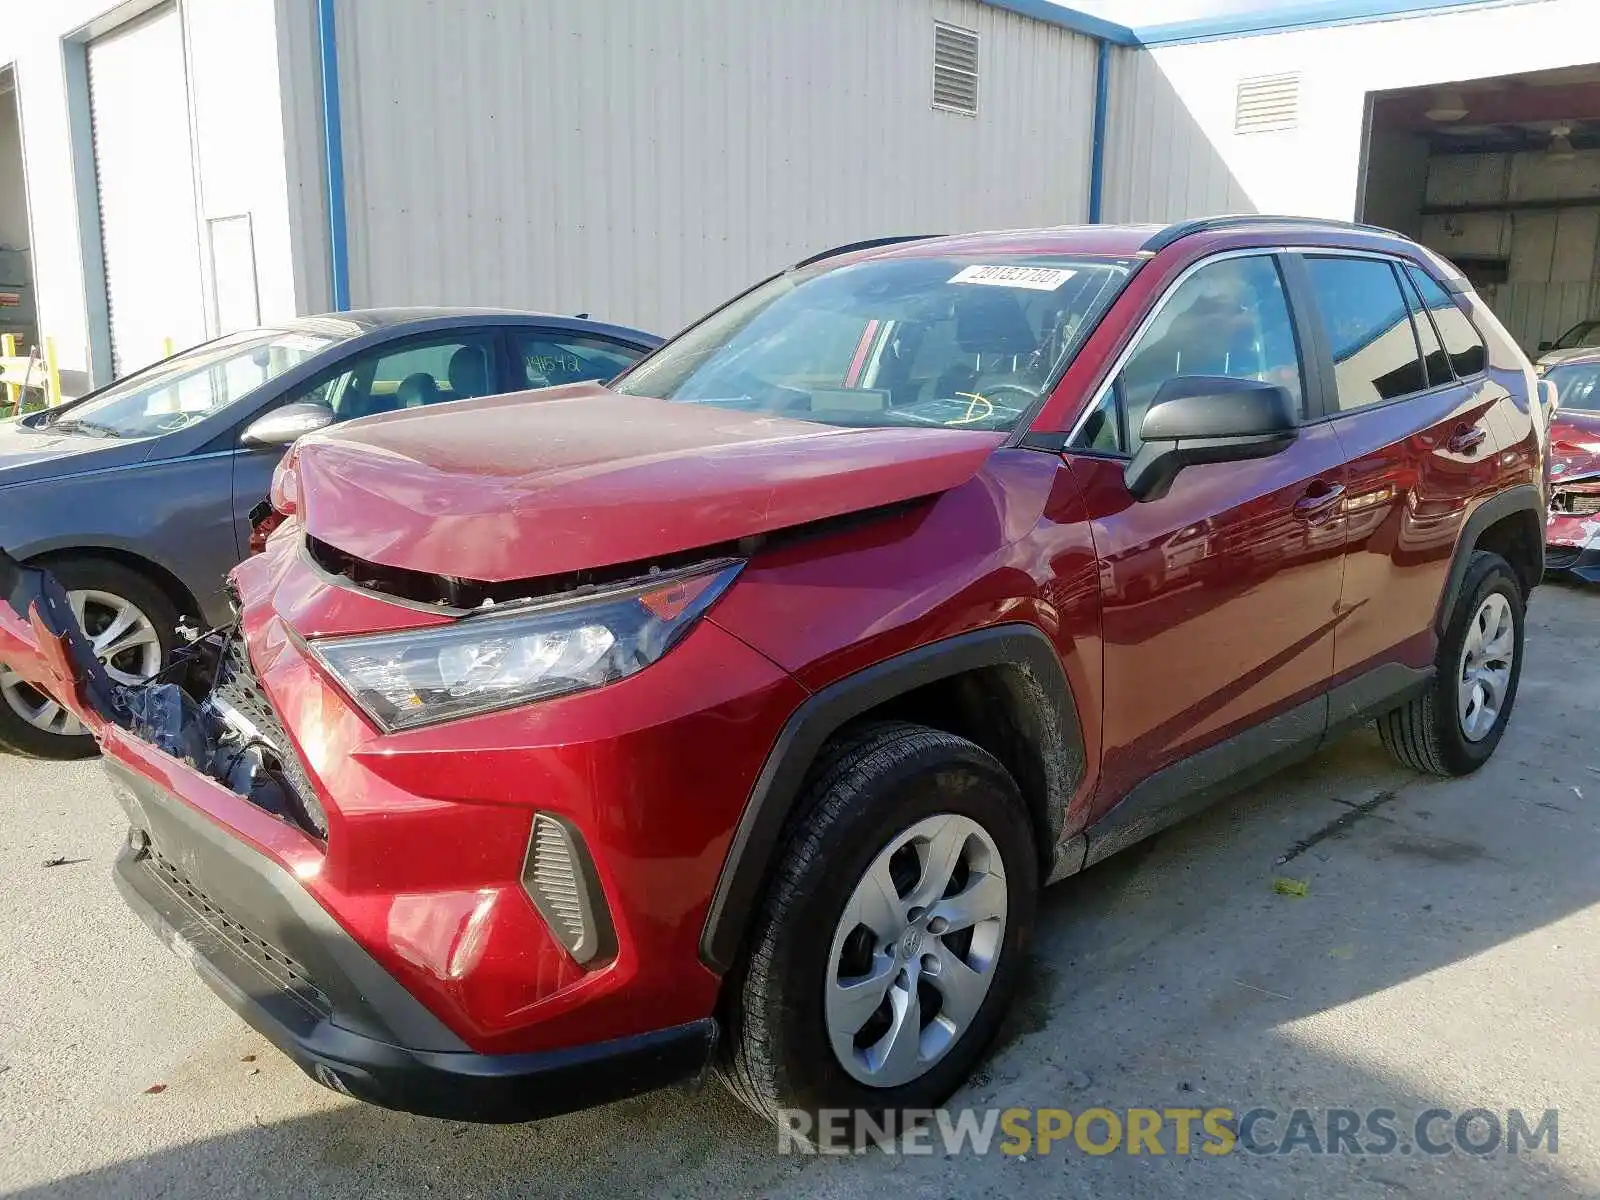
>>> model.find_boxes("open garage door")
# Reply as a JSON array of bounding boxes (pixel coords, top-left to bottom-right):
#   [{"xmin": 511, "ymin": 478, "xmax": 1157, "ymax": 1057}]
[
  {"xmin": 87, "ymin": 5, "xmax": 206, "ymax": 377},
  {"xmin": 1361, "ymin": 65, "xmax": 1600, "ymax": 357}
]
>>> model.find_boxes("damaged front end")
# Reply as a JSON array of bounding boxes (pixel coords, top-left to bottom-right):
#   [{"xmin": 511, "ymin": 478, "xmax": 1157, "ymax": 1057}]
[
  {"xmin": 0, "ymin": 545, "xmax": 326, "ymax": 838},
  {"xmin": 1546, "ymin": 460, "xmax": 1600, "ymax": 583}
]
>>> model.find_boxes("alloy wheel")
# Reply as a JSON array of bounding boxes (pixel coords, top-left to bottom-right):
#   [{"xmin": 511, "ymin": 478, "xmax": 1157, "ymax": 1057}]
[
  {"xmin": 0, "ymin": 589, "xmax": 163, "ymax": 736},
  {"xmin": 824, "ymin": 812, "xmax": 1008, "ymax": 1088},
  {"xmin": 1457, "ymin": 591, "xmax": 1515, "ymax": 743}
]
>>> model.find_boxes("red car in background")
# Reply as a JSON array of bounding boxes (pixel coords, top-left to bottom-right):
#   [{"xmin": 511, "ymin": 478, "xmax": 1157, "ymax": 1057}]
[
  {"xmin": 0, "ymin": 216, "xmax": 1547, "ymax": 1132},
  {"xmin": 1542, "ymin": 352, "xmax": 1600, "ymax": 581}
]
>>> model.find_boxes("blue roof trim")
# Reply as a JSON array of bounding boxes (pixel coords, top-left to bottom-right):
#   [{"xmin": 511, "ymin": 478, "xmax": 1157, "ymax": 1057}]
[
  {"xmin": 977, "ymin": 0, "xmax": 1536, "ymax": 47},
  {"xmin": 976, "ymin": 1, "xmax": 1140, "ymax": 45},
  {"xmin": 1133, "ymin": 0, "xmax": 1537, "ymax": 45}
]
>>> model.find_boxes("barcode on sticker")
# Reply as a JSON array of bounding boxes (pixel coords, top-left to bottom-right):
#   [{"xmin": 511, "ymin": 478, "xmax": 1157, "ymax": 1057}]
[{"xmin": 948, "ymin": 264, "xmax": 1077, "ymax": 290}]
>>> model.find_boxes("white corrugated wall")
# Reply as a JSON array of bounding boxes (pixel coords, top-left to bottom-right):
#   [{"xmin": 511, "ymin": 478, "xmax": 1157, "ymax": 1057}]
[
  {"xmin": 280, "ymin": 0, "xmax": 1098, "ymax": 334},
  {"xmin": 1096, "ymin": 0, "xmax": 1597, "ymax": 226},
  {"xmin": 1100, "ymin": 45, "xmax": 1251, "ymax": 224}
]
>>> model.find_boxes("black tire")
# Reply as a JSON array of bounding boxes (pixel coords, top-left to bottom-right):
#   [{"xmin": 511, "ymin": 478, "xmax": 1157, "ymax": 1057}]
[
  {"xmin": 1378, "ymin": 550, "xmax": 1525, "ymax": 777},
  {"xmin": 0, "ymin": 557, "xmax": 180, "ymax": 760},
  {"xmin": 719, "ymin": 721, "xmax": 1038, "ymax": 1137}
]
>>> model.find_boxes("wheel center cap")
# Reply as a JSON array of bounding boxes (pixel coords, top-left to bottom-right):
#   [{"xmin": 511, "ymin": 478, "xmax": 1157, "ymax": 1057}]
[{"xmin": 900, "ymin": 928, "xmax": 925, "ymax": 957}]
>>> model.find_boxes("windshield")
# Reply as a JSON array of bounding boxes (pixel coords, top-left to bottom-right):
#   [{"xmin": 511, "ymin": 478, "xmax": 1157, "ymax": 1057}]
[
  {"xmin": 1554, "ymin": 321, "xmax": 1600, "ymax": 350},
  {"xmin": 1549, "ymin": 361, "xmax": 1600, "ymax": 412},
  {"xmin": 41, "ymin": 329, "xmax": 344, "ymax": 439},
  {"xmin": 614, "ymin": 253, "xmax": 1132, "ymax": 432}
]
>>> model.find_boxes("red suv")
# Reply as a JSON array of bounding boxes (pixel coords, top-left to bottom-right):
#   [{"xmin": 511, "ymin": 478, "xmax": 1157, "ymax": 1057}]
[{"xmin": 0, "ymin": 217, "xmax": 1547, "ymax": 1128}]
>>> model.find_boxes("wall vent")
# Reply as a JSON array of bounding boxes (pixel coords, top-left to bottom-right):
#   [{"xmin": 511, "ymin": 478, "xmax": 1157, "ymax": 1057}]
[
  {"xmin": 1235, "ymin": 72, "xmax": 1300, "ymax": 134},
  {"xmin": 933, "ymin": 22, "xmax": 979, "ymax": 116}
]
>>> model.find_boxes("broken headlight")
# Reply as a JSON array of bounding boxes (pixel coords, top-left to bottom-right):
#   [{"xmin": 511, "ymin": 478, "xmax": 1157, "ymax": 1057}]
[{"xmin": 309, "ymin": 560, "xmax": 742, "ymax": 732}]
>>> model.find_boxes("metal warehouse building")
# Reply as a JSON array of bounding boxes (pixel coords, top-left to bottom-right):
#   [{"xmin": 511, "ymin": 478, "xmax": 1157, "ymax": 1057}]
[{"xmin": 2, "ymin": 0, "xmax": 1599, "ymax": 394}]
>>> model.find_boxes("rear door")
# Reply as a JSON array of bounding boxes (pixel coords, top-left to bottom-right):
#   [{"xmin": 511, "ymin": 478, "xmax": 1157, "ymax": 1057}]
[
  {"xmin": 1061, "ymin": 251, "xmax": 1349, "ymax": 812},
  {"xmin": 1293, "ymin": 253, "xmax": 1507, "ymax": 682}
]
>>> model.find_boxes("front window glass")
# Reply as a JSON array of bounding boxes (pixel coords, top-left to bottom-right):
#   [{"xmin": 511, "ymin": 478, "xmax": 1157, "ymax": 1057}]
[
  {"xmin": 1555, "ymin": 321, "xmax": 1600, "ymax": 350},
  {"xmin": 40, "ymin": 329, "xmax": 342, "ymax": 439},
  {"xmin": 614, "ymin": 254, "xmax": 1132, "ymax": 432},
  {"xmin": 1073, "ymin": 255, "xmax": 1303, "ymax": 455},
  {"xmin": 1549, "ymin": 362, "xmax": 1600, "ymax": 412}
]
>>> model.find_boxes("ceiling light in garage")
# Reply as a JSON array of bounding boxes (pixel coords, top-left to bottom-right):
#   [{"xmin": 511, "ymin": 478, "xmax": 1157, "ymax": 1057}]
[
  {"xmin": 1548, "ymin": 123, "xmax": 1576, "ymax": 161},
  {"xmin": 1425, "ymin": 90, "xmax": 1468, "ymax": 122}
]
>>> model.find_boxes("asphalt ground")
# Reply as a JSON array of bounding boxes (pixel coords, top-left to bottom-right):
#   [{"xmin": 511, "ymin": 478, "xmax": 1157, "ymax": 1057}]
[{"xmin": 2, "ymin": 579, "xmax": 1598, "ymax": 1198}]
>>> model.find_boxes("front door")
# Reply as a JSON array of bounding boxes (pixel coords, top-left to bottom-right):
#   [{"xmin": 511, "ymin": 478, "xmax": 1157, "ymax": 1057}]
[{"xmin": 1061, "ymin": 251, "xmax": 1349, "ymax": 820}]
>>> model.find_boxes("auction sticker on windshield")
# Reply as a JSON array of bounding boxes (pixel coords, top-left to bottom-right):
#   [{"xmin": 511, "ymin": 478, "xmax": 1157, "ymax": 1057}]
[{"xmin": 949, "ymin": 264, "xmax": 1078, "ymax": 290}]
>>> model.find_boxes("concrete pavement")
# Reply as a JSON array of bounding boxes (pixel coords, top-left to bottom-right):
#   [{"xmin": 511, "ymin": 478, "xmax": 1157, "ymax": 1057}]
[{"xmin": 2, "ymin": 581, "xmax": 1598, "ymax": 1198}]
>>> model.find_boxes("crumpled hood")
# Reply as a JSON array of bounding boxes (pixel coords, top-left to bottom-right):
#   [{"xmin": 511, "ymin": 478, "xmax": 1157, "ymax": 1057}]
[
  {"xmin": 1539, "ymin": 347, "xmax": 1600, "ymax": 370},
  {"xmin": 1551, "ymin": 411, "xmax": 1600, "ymax": 482},
  {"xmin": 289, "ymin": 384, "xmax": 1005, "ymax": 582}
]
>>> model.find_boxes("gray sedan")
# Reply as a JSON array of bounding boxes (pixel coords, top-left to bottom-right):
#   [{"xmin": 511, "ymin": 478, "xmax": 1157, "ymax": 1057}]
[{"xmin": 0, "ymin": 307, "xmax": 659, "ymax": 758}]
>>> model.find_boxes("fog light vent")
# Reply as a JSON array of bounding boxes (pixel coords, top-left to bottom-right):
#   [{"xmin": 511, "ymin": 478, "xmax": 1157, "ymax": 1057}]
[{"xmin": 522, "ymin": 813, "xmax": 611, "ymax": 965}]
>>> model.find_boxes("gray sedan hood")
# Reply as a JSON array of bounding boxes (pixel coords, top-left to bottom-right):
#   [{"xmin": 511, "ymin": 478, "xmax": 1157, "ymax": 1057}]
[{"xmin": 0, "ymin": 417, "xmax": 148, "ymax": 484}]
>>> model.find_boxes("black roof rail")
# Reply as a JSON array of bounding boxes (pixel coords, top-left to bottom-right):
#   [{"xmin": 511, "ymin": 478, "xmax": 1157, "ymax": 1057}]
[
  {"xmin": 792, "ymin": 234, "xmax": 943, "ymax": 270},
  {"xmin": 1141, "ymin": 214, "xmax": 1402, "ymax": 254}
]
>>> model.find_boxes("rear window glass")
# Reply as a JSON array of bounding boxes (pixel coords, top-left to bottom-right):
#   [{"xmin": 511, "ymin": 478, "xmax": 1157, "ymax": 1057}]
[
  {"xmin": 1304, "ymin": 256, "xmax": 1427, "ymax": 411},
  {"xmin": 1407, "ymin": 266, "xmax": 1487, "ymax": 377}
]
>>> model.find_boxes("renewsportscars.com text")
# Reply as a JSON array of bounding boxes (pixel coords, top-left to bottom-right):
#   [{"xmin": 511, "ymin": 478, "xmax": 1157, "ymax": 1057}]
[{"xmin": 778, "ymin": 1106, "xmax": 1559, "ymax": 1157}]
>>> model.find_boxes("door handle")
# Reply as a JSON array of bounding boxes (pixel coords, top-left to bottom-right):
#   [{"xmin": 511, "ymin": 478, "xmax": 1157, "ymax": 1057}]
[
  {"xmin": 1294, "ymin": 481, "xmax": 1346, "ymax": 521},
  {"xmin": 1448, "ymin": 424, "xmax": 1487, "ymax": 455}
]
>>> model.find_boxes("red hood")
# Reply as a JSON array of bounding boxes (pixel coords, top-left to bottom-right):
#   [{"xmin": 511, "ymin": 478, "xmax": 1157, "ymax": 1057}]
[
  {"xmin": 289, "ymin": 384, "xmax": 1005, "ymax": 581},
  {"xmin": 1552, "ymin": 411, "xmax": 1600, "ymax": 482}
]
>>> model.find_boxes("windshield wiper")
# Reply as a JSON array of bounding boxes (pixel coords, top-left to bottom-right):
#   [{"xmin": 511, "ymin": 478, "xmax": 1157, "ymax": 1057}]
[{"xmin": 49, "ymin": 418, "xmax": 122, "ymax": 439}]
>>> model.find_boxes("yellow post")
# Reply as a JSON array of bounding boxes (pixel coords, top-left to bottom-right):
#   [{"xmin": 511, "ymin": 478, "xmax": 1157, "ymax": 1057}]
[
  {"xmin": 163, "ymin": 337, "xmax": 175, "ymax": 359},
  {"xmin": 1, "ymin": 334, "xmax": 15, "ymax": 412},
  {"xmin": 45, "ymin": 337, "xmax": 60, "ymax": 407}
]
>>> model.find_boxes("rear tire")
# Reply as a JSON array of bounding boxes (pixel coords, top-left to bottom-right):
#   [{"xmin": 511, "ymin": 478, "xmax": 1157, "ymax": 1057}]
[
  {"xmin": 719, "ymin": 722, "xmax": 1038, "ymax": 1139},
  {"xmin": 1378, "ymin": 550, "xmax": 1524, "ymax": 777},
  {"xmin": 0, "ymin": 557, "xmax": 179, "ymax": 760}
]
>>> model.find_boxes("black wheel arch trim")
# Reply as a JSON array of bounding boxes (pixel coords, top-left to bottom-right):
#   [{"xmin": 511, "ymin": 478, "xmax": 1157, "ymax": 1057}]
[
  {"xmin": 698, "ymin": 623, "xmax": 1083, "ymax": 975},
  {"xmin": 1434, "ymin": 484, "xmax": 1545, "ymax": 637}
]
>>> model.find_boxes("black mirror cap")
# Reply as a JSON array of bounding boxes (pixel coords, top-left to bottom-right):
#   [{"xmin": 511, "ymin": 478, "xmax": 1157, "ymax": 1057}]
[
  {"xmin": 1126, "ymin": 378, "xmax": 1298, "ymax": 502},
  {"xmin": 1140, "ymin": 375, "xmax": 1298, "ymax": 441}
]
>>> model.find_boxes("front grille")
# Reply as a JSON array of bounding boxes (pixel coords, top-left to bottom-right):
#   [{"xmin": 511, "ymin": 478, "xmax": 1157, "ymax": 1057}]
[
  {"xmin": 211, "ymin": 635, "xmax": 330, "ymax": 839},
  {"xmin": 1551, "ymin": 489, "xmax": 1600, "ymax": 517},
  {"xmin": 1546, "ymin": 545, "xmax": 1582, "ymax": 570},
  {"xmin": 144, "ymin": 848, "xmax": 331, "ymax": 1018}
]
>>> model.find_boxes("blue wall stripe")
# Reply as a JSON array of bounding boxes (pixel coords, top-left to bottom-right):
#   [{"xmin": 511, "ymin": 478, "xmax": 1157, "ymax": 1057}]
[{"xmin": 315, "ymin": 0, "xmax": 351, "ymax": 311}]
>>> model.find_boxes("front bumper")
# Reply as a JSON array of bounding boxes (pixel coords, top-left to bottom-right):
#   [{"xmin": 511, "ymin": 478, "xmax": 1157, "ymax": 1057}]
[
  {"xmin": 1545, "ymin": 540, "xmax": 1600, "ymax": 582},
  {"xmin": 108, "ymin": 755, "xmax": 716, "ymax": 1122}
]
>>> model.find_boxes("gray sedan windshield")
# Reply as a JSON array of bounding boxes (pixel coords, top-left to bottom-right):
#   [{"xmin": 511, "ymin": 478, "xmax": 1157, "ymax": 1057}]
[{"xmin": 41, "ymin": 329, "xmax": 342, "ymax": 439}]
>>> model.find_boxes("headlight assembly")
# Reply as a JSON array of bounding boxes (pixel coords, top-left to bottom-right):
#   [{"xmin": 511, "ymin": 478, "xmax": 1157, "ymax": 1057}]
[{"xmin": 309, "ymin": 559, "xmax": 742, "ymax": 731}]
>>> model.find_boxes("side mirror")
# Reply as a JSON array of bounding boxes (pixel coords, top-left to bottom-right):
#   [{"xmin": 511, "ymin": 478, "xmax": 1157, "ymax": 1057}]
[
  {"xmin": 1539, "ymin": 341, "xmax": 1554, "ymax": 352},
  {"xmin": 1538, "ymin": 377, "xmax": 1561, "ymax": 424},
  {"xmin": 240, "ymin": 402, "xmax": 334, "ymax": 449},
  {"xmin": 1125, "ymin": 377, "xmax": 1298, "ymax": 501}
]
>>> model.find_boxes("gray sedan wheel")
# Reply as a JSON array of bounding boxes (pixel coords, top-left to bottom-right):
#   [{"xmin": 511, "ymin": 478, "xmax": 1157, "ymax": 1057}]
[{"xmin": 0, "ymin": 560, "xmax": 179, "ymax": 760}]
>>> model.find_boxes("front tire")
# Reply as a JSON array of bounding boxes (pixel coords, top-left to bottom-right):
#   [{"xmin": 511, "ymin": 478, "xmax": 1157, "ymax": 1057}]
[
  {"xmin": 0, "ymin": 558, "xmax": 178, "ymax": 760},
  {"xmin": 1378, "ymin": 550, "xmax": 1525, "ymax": 777},
  {"xmin": 720, "ymin": 722, "xmax": 1038, "ymax": 1136}
]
